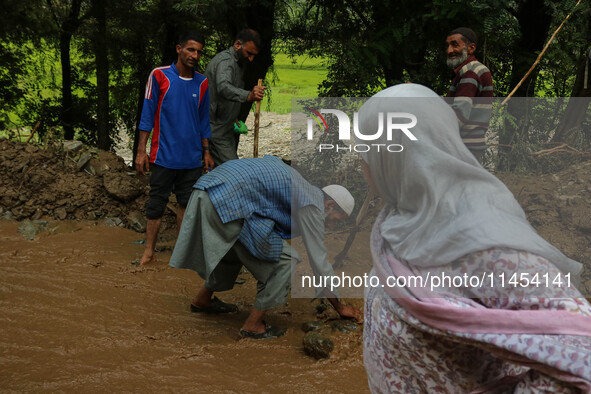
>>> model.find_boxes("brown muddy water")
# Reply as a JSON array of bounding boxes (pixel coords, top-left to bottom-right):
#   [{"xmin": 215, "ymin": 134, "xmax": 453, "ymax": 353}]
[{"xmin": 0, "ymin": 219, "xmax": 370, "ymax": 392}]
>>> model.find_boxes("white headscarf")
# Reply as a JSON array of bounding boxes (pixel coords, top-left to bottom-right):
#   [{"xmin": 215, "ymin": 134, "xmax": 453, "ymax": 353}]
[{"xmin": 357, "ymin": 83, "xmax": 581, "ymax": 274}]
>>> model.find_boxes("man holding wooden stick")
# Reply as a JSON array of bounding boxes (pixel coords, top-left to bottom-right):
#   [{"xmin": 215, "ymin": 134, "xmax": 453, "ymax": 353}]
[{"xmin": 205, "ymin": 28, "xmax": 266, "ymax": 165}]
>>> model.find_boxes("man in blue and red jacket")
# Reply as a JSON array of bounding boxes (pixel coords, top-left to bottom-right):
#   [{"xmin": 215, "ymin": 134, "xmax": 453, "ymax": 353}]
[{"xmin": 135, "ymin": 31, "xmax": 214, "ymax": 266}]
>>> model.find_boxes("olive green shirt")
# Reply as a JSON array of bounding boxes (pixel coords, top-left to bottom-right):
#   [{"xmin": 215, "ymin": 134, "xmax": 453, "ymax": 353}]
[{"xmin": 204, "ymin": 47, "xmax": 250, "ymax": 165}]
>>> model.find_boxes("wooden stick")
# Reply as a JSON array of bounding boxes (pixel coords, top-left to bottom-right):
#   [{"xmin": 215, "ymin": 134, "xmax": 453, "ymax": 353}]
[
  {"xmin": 253, "ymin": 79, "xmax": 263, "ymax": 158},
  {"xmin": 501, "ymin": 0, "xmax": 583, "ymax": 106},
  {"xmin": 333, "ymin": 190, "xmax": 374, "ymax": 269},
  {"xmin": 26, "ymin": 121, "xmax": 41, "ymax": 143}
]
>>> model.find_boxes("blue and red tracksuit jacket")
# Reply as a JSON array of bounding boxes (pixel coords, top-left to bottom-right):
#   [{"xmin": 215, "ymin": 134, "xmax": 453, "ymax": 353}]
[{"xmin": 139, "ymin": 62, "xmax": 210, "ymax": 169}]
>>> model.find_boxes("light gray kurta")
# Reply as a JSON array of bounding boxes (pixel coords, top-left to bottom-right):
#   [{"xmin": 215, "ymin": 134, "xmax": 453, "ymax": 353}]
[
  {"xmin": 170, "ymin": 189, "xmax": 292, "ymax": 310},
  {"xmin": 170, "ymin": 191, "xmax": 339, "ymax": 309}
]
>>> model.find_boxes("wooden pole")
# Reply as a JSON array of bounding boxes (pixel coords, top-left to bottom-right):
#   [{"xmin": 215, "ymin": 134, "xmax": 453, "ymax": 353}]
[
  {"xmin": 253, "ymin": 79, "xmax": 263, "ymax": 158},
  {"xmin": 333, "ymin": 190, "xmax": 374, "ymax": 269}
]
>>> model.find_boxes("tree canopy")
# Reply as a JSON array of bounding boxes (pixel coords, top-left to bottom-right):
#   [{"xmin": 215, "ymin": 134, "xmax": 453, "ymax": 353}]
[{"xmin": 1, "ymin": 0, "xmax": 590, "ymax": 167}]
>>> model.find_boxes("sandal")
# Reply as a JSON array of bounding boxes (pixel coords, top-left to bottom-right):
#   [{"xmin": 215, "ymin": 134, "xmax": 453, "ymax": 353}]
[
  {"xmin": 190, "ymin": 296, "xmax": 238, "ymax": 314},
  {"xmin": 239, "ymin": 322, "xmax": 286, "ymax": 339}
]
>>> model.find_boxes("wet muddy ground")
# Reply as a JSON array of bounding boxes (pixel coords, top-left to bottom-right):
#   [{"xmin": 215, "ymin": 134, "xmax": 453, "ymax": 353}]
[
  {"xmin": 0, "ymin": 219, "xmax": 369, "ymax": 392},
  {"xmin": 3, "ymin": 118, "xmax": 591, "ymax": 391}
]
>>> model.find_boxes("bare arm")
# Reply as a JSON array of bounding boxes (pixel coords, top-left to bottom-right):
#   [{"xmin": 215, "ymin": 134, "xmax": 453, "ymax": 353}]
[
  {"xmin": 202, "ymin": 138, "xmax": 214, "ymax": 172},
  {"xmin": 135, "ymin": 130, "xmax": 151, "ymax": 175}
]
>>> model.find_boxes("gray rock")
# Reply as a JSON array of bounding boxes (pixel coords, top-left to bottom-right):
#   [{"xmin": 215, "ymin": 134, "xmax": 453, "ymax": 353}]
[
  {"xmin": 303, "ymin": 332, "xmax": 334, "ymax": 359},
  {"xmin": 84, "ymin": 163, "xmax": 97, "ymax": 176},
  {"xmin": 89, "ymin": 158, "xmax": 111, "ymax": 177},
  {"xmin": 127, "ymin": 210, "xmax": 147, "ymax": 233},
  {"xmin": 315, "ymin": 302, "xmax": 329, "ymax": 314},
  {"xmin": 104, "ymin": 217, "xmax": 123, "ymax": 227},
  {"xmin": 103, "ymin": 173, "xmax": 144, "ymax": 202},
  {"xmin": 31, "ymin": 209, "xmax": 43, "ymax": 220},
  {"xmin": 54, "ymin": 207, "xmax": 67, "ymax": 220},
  {"xmin": 330, "ymin": 320, "xmax": 358, "ymax": 333},
  {"xmin": 18, "ymin": 219, "xmax": 47, "ymax": 240},
  {"xmin": 62, "ymin": 140, "xmax": 83, "ymax": 152},
  {"xmin": 302, "ymin": 321, "xmax": 325, "ymax": 333},
  {"xmin": 76, "ymin": 152, "xmax": 93, "ymax": 171}
]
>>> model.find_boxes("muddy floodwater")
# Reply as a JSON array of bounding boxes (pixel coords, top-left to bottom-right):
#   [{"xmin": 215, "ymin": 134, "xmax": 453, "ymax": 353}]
[{"xmin": 0, "ymin": 219, "xmax": 369, "ymax": 392}]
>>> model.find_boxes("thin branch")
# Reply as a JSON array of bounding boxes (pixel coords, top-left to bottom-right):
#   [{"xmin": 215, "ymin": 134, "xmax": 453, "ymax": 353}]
[
  {"xmin": 532, "ymin": 143, "xmax": 590, "ymax": 156},
  {"xmin": 26, "ymin": 122, "xmax": 41, "ymax": 143}
]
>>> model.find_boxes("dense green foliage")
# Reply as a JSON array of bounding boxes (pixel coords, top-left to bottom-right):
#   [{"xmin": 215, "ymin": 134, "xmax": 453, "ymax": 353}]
[{"xmin": 1, "ymin": 0, "xmax": 590, "ymax": 168}]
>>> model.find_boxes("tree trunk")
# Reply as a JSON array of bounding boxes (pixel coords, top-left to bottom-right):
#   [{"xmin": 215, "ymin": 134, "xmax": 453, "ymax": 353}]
[
  {"xmin": 94, "ymin": 0, "xmax": 111, "ymax": 150},
  {"xmin": 59, "ymin": 31, "xmax": 75, "ymax": 140},
  {"xmin": 551, "ymin": 5, "xmax": 591, "ymax": 145},
  {"xmin": 57, "ymin": 0, "xmax": 82, "ymax": 140},
  {"xmin": 551, "ymin": 57, "xmax": 591, "ymax": 145},
  {"xmin": 508, "ymin": 0, "xmax": 552, "ymax": 97},
  {"xmin": 159, "ymin": 0, "xmax": 180, "ymax": 66},
  {"xmin": 237, "ymin": 0, "xmax": 277, "ymax": 123},
  {"xmin": 371, "ymin": 0, "xmax": 413, "ymax": 87},
  {"xmin": 497, "ymin": 0, "xmax": 552, "ymax": 170}
]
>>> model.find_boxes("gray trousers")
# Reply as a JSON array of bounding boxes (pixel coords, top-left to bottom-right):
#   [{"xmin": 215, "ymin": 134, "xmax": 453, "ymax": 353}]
[{"xmin": 170, "ymin": 189, "xmax": 292, "ymax": 311}]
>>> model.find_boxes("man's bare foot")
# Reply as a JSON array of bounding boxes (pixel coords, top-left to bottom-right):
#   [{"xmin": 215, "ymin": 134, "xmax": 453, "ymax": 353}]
[
  {"xmin": 192, "ymin": 288, "xmax": 215, "ymax": 308},
  {"xmin": 138, "ymin": 251, "xmax": 156, "ymax": 266},
  {"xmin": 241, "ymin": 320, "xmax": 267, "ymax": 334},
  {"xmin": 240, "ymin": 314, "xmax": 286, "ymax": 339},
  {"xmin": 241, "ymin": 309, "xmax": 267, "ymax": 333}
]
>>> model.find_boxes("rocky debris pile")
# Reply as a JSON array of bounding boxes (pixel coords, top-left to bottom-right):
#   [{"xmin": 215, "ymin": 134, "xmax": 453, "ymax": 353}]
[
  {"xmin": 496, "ymin": 160, "xmax": 591, "ymax": 292},
  {"xmin": 0, "ymin": 138, "xmax": 174, "ymax": 232}
]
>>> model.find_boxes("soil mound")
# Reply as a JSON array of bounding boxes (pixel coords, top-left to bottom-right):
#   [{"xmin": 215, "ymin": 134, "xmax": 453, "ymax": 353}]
[
  {"xmin": 1, "ymin": 136, "xmax": 590, "ymax": 291},
  {"xmin": 496, "ymin": 162, "xmax": 591, "ymax": 292},
  {"xmin": 0, "ymin": 138, "xmax": 175, "ymax": 231}
]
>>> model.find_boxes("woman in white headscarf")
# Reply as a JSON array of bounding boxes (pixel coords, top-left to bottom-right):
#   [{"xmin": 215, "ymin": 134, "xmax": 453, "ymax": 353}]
[{"xmin": 359, "ymin": 84, "xmax": 591, "ymax": 393}]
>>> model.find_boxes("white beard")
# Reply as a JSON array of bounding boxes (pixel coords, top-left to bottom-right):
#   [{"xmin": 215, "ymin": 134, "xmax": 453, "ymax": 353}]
[{"xmin": 447, "ymin": 48, "xmax": 469, "ymax": 69}]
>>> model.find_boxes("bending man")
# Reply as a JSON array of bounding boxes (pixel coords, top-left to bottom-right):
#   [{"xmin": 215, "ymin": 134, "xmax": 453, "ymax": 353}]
[{"xmin": 170, "ymin": 156, "xmax": 361, "ymax": 339}]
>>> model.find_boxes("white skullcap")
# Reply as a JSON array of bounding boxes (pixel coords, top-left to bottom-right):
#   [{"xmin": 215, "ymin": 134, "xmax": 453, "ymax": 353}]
[{"xmin": 322, "ymin": 185, "xmax": 355, "ymax": 216}]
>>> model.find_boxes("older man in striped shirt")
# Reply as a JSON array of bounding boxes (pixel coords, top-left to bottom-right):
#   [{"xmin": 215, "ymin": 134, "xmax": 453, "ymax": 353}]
[{"xmin": 445, "ymin": 27, "xmax": 494, "ymax": 164}]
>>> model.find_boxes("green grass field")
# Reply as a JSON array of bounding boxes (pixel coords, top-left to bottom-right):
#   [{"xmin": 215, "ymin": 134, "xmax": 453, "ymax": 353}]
[
  {"xmin": 1, "ymin": 47, "xmax": 326, "ymax": 136},
  {"xmin": 260, "ymin": 53, "xmax": 327, "ymax": 114}
]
